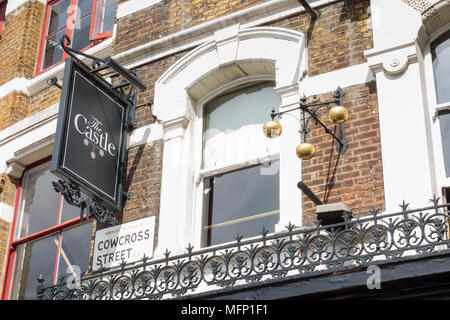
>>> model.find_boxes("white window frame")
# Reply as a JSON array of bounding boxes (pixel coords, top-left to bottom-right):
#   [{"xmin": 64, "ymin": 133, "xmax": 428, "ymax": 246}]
[
  {"xmin": 423, "ymin": 21, "xmax": 450, "ymax": 191},
  {"xmin": 192, "ymin": 75, "xmax": 281, "ymax": 248}
]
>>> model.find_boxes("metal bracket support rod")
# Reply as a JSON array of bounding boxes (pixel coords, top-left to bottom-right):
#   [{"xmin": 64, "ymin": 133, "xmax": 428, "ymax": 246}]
[
  {"xmin": 270, "ymin": 98, "xmax": 340, "ymax": 119},
  {"xmin": 300, "ymin": 103, "xmax": 346, "ymax": 149},
  {"xmin": 297, "ymin": 181, "xmax": 323, "ymax": 205}
]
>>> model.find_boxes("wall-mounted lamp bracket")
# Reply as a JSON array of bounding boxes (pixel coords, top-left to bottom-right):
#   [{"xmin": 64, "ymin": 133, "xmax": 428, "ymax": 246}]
[{"xmin": 270, "ymin": 87, "xmax": 348, "ymax": 155}]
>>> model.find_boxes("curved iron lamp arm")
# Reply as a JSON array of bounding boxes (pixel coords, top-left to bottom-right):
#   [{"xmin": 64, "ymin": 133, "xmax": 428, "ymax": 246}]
[{"xmin": 271, "ymin": 87, "xmax": 348, "ymax": 154}]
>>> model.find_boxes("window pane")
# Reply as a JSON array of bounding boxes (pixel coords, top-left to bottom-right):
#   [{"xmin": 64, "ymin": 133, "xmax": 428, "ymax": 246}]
[
  {"xmin": 203, "ymin": 82, "xmax": 280, "ymax": 169},
  {"xmin": 439, "ymin": 112, "xmax": 450, "ymax": 177},
  {"xmin": 204, "ymin": 82, "xmax": 280, "ymax": 136},
  {"xmin": 71, "ymin": 14, "xmax": 92, "ymax": 50},
  {"xmin": 102, "ymin": 0, "xmax": 116, "ymax": 33},
  {"xmin": 10, "ymin": 234, "xmax": 59, "ymax": 300},
  {"xmin": 76, "ymin": 0, "xmax": 94, "ymax": 17},
  {"xmin": 16, "ymin": 166, "xmax": 61, "ymax": 238},
  {"xmin": 93, "ymin": 0, "xmax": 116, "ymax": 36},
  {"xmin": 56, "ymin": 221, "xmax": 94, "ymax": 282},
  {"xmin": 432, "ymin": 34, "xmax": 450, "ymax": 104},
  {"xmin": 47, "ymin": 0, "xmax": 71, "ymax": 35},
  {"xmin": 205, "ymin": 162, "xmax": 280, "ymax": 246},
  {"xmin": 42, "ymin": 28, "xmax": 66, "ymax": 70},
  {"xmin": 60, "ymin": 192, "xmax": 87, "ymax": 222}
]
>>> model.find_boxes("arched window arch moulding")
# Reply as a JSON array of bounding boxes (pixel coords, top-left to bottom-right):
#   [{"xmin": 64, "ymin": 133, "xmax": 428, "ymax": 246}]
[
  {"xmin": 417, "ymin": 0, "xmax": 450, "ymax": 50},
  {"xmin": 152, "ymin": 25, "xmax": 307, "ymax": 255}
]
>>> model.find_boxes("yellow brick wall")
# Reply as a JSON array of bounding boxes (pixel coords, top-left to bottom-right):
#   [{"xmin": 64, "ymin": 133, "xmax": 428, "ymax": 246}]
[
  {"xmin": 0, "ymin": 0, "xmax": 44, "ymax": 86},
  {"xmin": 0, "ymin": 91, "xmax": 30, "ymax": 131}
]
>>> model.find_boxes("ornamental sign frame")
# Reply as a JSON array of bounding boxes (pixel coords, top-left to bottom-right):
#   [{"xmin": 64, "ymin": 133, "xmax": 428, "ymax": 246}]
[{"xmin": 51, "ymin": 57, "xmax": 129, "ymax": 212}]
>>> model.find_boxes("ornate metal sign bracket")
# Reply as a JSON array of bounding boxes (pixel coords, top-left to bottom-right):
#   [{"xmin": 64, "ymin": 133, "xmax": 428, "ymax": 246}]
[
  {"xmin": 52, "ymin": 180, "xmax": 122, "ymax": 225},
  {"xmin": 49, "ymin": 36, "xmax": 147, "ymax": 226},
  {"xmin": 55, "ymin": 35, "xmax": 147, "ymax": 131}
]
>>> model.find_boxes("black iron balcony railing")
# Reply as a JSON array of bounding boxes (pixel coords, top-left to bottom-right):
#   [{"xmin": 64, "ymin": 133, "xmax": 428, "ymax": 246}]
[{"xmin": 36, "ymin": 196, "xmax": 450, "ymax": 300}]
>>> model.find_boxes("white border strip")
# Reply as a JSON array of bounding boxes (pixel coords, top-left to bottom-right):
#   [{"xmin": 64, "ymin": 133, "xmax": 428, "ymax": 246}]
[
  {"xmin": 300, "ymin": 62, "xmax": 374, "ymax": 96},
  {"xmin": 116, "ymin": 0, "xmax": 162, "ymax": 20},
  {"xmin": 5, "ymin": 0, "xmax": 45, "ymax": 16}
]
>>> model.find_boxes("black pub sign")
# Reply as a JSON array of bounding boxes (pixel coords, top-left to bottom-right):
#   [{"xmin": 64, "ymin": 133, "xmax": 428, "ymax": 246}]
[{"xmin": 51, "ymin": 58, "xmax": 128, "ymax": 211}]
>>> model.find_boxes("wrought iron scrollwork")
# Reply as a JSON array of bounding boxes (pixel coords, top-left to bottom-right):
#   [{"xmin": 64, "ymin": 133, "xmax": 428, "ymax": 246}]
[
  {"xmin": 48, "ymin": 35, "xmax": 148, "ymax": 226},
  {"xmin": 52, "ymin": 179, "xmax": 117, "ymax": 225},
  {"xmin": 56, "ymin": 35, "xmax": 146, "ymax": 131},
  {"xmin": 36, "ymin": 197, "xmax": 450, "ymax": 300}
]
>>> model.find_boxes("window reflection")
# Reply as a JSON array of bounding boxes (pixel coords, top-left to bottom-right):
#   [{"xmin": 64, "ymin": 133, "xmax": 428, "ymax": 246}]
[
  {"xmin": 439, "ymin": 111, "xmax": 450, "ymax": 177},
  {"xmin": 56, "ymin": 221, "xmax": 94, "ymax": 283},
  {"xmin": 43, "ymin": 29, "xmax": 66, "ymax": 70},
  {"xmin": 47, "ymin": 0, "xmax": 70, "ymax": 34},
  {"xmin": 71, "ymin": 14, "xmax": 92, "ymax": 51},
  {"xmin": 11, "ymin": 234, "xmax": 59, "ymax": 300},
  {"xmin": 202, "ymin": 82, "xmax": 280, "ymax": 170},
  {"xmin": 16, "ymin": 165, "xmax": 60, "ymax": 238},
  {"xmin": 10, "ymin": 162, "xmax": 94, "ymax": 300},
  {"xmin": 432, "ymin": 31, "xmax": 450, "ymax": 104},
  {"xmin": 204, "ymin": 162, "xmax": 280, "ymax": 246}
]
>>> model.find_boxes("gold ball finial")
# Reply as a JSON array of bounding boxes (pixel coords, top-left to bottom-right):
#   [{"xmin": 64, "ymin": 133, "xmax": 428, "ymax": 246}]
[
  {"xmin": 329, "ymin": 105, "xmax": 348, "ymax": 124},
  {"xmin": 296, "ymin": 143, "xmax": 315, "ymax": 160},
  {"xmin": 263, "ymin": 120, "xmax": 282, "ymax": 138}
]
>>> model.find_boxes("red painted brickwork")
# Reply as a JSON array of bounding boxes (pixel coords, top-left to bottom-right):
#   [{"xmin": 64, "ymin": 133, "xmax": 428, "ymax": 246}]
[
  {"xmin": 121, "ymin": 141, "xmax": 163, "ymax": 225},
  {"xmin": 300, "ymin": 81, "xmax": 385, "ymax": 226}
]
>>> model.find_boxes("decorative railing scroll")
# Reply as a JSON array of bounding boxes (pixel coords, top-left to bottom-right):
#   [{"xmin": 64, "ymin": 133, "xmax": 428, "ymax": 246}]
[{"xmin": 37, "ymin": 197, "xmax": 450, "ymax": 300}]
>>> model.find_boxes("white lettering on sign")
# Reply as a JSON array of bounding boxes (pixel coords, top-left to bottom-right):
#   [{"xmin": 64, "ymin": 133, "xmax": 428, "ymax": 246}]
[
  {"xmin": 74, "ymin": 113, "xmax": 117, "ymax": 159},
  {"xmin": 93, "ymin": 216, "xmax": 155, "ymax": 271}
]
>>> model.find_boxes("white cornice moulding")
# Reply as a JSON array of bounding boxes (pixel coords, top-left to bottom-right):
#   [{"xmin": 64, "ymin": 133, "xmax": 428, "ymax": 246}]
[
  {"xmin": 0, "ymin": 77, "xmax": 29, "ymax": 100},
  {"xmin": 299, "ymin": 63, "xmax": 374, "ymax": 97},
  {"xmin": 5, "ymin": 0, "xmax": 46, "ymax": 16},
  {"xmin": 0, "ymin": 103, "xmax": 58, "ymax": 147},
  {"xmin": 127, "ymin": 123, "xmax": 163, "ymax": 148},
  {"xmin": 116, "ymin": 0, "xmax": 162, "ymax": 20},
  {"xmin": 113, "ymin": 0, "xmax": 335, "ymax": 70},
  {"xmin": 6, "ymin": 134, "xmax": 55, "ymax": 179},
  {"xmin": 365, "ymin": 41, "xmax": 418, "ymax": 76}
]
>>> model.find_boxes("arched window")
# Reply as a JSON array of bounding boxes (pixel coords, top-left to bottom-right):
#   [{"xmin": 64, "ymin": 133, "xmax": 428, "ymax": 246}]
[
  {"xmin": 431, "ymin": 32, "xmax": 450, "ymax": 177},
  {"xmin": 200, "ymin": 81, "xmax": 280, "ymax": 246},
  {"xmin": 153, "ymin": 26, "xmax": 305, "ymax": 254}
]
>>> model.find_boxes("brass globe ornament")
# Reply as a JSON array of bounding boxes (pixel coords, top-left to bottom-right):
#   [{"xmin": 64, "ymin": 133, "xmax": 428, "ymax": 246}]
[
  {"xmin": 263, "ymin": 120, "xmax": 282, "ymax": 138},
  {"xmin": 328, "ymin": 105, "xmax": 348, "ymax": 124},
  {"xmin": 296, "ymin": 142, "xmax": 315, "ymax": 160}
]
